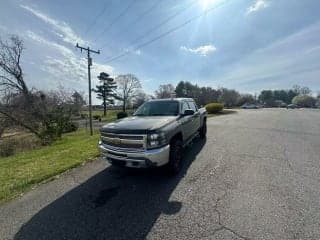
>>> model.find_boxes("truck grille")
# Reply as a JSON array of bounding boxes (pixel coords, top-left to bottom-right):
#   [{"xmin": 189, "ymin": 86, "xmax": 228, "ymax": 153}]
[{"xmin": 101, "ymin": 132, "xmax": 146, "ymax": 150}]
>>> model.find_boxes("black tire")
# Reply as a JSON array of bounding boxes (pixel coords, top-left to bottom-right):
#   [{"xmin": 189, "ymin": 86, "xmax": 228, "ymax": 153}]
[
  {"xmin": 199, "ymin": 119, "xmax": 207, "ymax": 139},
  {"xmin": 167, "ymin": 139, "xmax": 183, "ymax": 174}
]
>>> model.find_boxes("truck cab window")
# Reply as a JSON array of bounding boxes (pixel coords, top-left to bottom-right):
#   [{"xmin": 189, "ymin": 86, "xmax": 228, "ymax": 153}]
[
  {"xmin": 181, "ymin": 101, "xmax": 190, "ymax": 114},
  {"xmin": 188, "ymin": 101, "xmax": 197, "ymax": 112}
]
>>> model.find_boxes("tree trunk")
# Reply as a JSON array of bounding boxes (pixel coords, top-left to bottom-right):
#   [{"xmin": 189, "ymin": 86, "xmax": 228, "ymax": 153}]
[
  {"xmin": 123, "ymin": 99, "xmax": 126, "ymax": 112},
  {"xmin": 103, "ymin": 88, "xmax": 107, "ymax": 117},
  {"xmin": 103, "ymin": 98, "xmax": 107, "ymax": 117}
]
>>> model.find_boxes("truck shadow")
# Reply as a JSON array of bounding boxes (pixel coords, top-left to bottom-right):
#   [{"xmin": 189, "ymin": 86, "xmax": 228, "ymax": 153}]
[{"xmin": 14, "ymin": 138, "xmax": 206, "ymax": 240}]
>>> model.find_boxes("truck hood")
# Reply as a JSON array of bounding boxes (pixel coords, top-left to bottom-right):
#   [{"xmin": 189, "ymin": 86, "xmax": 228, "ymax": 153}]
[{"xmin": 101, "ymin": 116, "xmax": 178, "ymax": 134}]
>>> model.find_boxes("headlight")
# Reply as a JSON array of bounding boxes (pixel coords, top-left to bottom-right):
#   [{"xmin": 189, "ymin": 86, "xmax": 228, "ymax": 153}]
[{"xmin": 147, "ymin": 132, "xmax": 167, "ymax": 149}]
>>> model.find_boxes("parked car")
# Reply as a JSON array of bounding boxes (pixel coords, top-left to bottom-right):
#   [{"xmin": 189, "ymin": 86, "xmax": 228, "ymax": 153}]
[
  {"xmin": 99, "ymin": 98, "xmax": 207, "ymax": 174},
  {"xmin": 287, "ymin": 104, "xmax": 299, "ymax": 109},
  {"xmin": 241, "ymin": 103, "xmax": 259, "ymax": 109}
]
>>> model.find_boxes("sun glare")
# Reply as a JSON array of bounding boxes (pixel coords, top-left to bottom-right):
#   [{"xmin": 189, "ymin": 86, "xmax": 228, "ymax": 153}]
[{"xmin": 199, "ymin": 0, "xmax": 217, "ymax": 10}]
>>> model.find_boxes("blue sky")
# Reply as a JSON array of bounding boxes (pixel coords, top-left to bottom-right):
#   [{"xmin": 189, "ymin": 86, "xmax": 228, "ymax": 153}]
[{"xmin": 1, "ymin": 0, "xmax": 320, "ymax": 103}]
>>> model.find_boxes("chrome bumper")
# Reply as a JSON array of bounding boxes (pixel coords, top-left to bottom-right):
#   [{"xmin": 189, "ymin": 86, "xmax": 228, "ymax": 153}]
[{"xmin": 99, "ymin": 143, "xmax": 170, "ymax": 168}]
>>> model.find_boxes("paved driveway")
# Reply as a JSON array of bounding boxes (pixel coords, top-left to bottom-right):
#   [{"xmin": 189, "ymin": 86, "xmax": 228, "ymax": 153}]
[{"xmin": 1, "ymin": 108, "xmax": 320, "ymax": 240}]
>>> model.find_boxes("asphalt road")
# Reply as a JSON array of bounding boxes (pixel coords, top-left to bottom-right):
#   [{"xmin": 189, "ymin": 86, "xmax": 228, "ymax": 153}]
[{"xmin": 1, "ymin": 108, "xmax": 320, "ymax": 240}]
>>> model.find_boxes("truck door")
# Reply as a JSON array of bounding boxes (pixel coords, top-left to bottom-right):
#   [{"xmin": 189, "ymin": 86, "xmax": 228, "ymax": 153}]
[
  {"xmin": 180, "ymin": 101, "xmax": 193, "ymax": 141},
  {"xmin": 188, "ymin": 101, "xmax": 201, "ymax": 135}
]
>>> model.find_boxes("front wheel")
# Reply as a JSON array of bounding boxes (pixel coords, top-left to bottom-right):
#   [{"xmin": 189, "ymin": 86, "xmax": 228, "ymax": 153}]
[
  {"xmin": 167, "ymin": 139, "xmax": 183, "ymax": 175},
  {"xmin": 199, "ymin": 120, "xmax": 207, "ymax": 139}
]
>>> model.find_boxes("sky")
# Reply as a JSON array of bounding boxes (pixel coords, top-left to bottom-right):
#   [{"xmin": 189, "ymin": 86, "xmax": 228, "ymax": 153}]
[{"xmin": 1, "ymin": 0, "xmax": 320, "ymax": 104}]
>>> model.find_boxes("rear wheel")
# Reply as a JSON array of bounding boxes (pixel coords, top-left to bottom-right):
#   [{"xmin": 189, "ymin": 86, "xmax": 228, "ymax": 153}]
[
  {"xmin": 167, "ymin": 139, "xmax": 183, "ymax": 174},
  {"xmin": 199, "ymin": 119, "xmax": 207, "ymax": 139}
]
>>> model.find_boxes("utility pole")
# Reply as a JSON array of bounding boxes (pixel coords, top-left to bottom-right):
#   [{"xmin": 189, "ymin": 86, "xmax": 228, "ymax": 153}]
[{"xmin": 76, "ymin": 43, "xmax": 100, "ymax": 136}]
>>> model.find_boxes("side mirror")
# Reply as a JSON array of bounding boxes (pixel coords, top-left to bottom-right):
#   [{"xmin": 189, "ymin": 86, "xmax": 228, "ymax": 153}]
[{"xmin": 183, "ymin": 109, "xmax": 195, "ymax": 116}]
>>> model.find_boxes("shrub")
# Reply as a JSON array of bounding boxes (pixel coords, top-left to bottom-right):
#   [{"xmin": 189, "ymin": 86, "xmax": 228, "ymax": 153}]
[
  {"xmin": 117, "ymin": 112, "xmax": 128, "ymax": 119},
  {"xmin": 0, "ymin": 139, "xmax": 15, "ymax": 157},
  {"xmin": 205, "ymin": 103, "xmax": 224, "ymax": 114},
  {"xmin": 0, "ymin": 127, "xmax": 4, "ymax": 139},
  {"xmin": 63, "ymin": 121, "xmax": 79, "ymax": 133},
  {"xmin": 0, "ymin": 133, "xmax": 44, "ymax": 157},
  {"xmin": 292, "ymin": 95, "xmax": 316, "ymax": 108},
  {"xmin": 93, "ymin": 115, "xmax": 101, "ymax": 121},
  {"xmin": 80, "ymin": 113, "xmax": 88, "ymax": 119}
]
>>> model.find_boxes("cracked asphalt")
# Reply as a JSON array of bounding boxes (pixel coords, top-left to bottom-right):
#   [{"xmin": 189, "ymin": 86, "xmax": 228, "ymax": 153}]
[{"xmin": 1, "ymin": 108, "xmax": 320, "ymax": 240}]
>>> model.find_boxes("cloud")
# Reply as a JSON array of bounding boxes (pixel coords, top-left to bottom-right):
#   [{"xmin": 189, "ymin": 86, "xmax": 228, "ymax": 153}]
[
  {"xmin": 26, "ymin": 31, "xmax": 73, "ymax": 56},
  {"xmin": 123, "ymin": 48, "xmax": 142, "ymax": 56},
  {"xmin": 20, "ymin": 5, "xmax": 86, "ymax": 46},
  {"xmin": 246, "ymin": 0, "xmax": 269, "ymax": 15},
  {"xmin": 42, "ymin": 51, "xmax": 114, "ymax": 88},
  {"xmin": 134, "ymin": 49, "xmax": 142, "ymax": 55},
  {"xmin": 26, "ymin": 30, "xmax": 114, "ymax": 88},
  {"xmin": 180, "ymin": 44, "xmax": 217, "ymax": 56}
]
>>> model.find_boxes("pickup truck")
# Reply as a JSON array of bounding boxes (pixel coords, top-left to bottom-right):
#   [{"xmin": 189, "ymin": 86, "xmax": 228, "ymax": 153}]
[{"xmin": 99, "ymin": 98, "xmax": 207, "ymax": 173}]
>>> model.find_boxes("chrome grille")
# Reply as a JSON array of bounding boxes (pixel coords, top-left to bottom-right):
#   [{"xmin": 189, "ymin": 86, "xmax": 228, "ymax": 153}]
[{"xmin": 101, "ymin": 132, "xmax": 146, "ymax": 150}]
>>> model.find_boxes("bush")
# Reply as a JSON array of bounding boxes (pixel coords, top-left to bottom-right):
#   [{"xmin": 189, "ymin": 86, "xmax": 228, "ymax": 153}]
[
  {"xmin": 292, "ymin": 95, "xmax": 316, "ymax": 108},
  {"xmin": 205, "ymin": 103, "xmax": 224, "ymax": 114},
  {"xmin": 0, "ymin": 139, "xmax": 15, "ymax": 157},
  {"xmin": 0, "ymin": 133, "xmax": 41, "ymax": 157},
  {"xmin": 0, "ymin": 127, "xmax": 4, "ymax": 139},
  {"xmin": 93, "ymin": 115, "xmax": 101, "ymax": 121},
  {"xmin": 63, "ymin": 121, "xmax": 79, "ymax": 133},
  {"xmin": 80, "ymin": 113, "xmax": 88, "ymax": 119},
  {"xmin": 117, "ymin": 112, "xmax": 128, "ymax": 119}
]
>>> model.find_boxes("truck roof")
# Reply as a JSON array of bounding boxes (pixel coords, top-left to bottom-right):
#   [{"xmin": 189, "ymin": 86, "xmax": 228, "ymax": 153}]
[{"xmin": 149, "ymin": 98, "xmax": 194, "ymax": 102}]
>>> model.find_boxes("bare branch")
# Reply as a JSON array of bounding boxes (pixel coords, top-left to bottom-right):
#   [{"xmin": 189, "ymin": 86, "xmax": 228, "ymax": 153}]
[
  {"xmin": 0, "ymin": 35, "xmax": 28, "ymax": 95},
  {"xmin": 115, "ymin": 74, "xmax": 142, "ymax": 112}
]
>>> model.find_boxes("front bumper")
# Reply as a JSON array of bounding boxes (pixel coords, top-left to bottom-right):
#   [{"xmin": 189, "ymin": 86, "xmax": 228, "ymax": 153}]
[{"xmin": 99, "ymin": 143, "xmax": 170, "ymax": 168}]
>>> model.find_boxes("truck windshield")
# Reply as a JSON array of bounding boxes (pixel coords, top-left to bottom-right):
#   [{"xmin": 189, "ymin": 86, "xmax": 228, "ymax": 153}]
[{"xmin": 134, "ymin": 101, "xmax": 179, "ymax": 116}]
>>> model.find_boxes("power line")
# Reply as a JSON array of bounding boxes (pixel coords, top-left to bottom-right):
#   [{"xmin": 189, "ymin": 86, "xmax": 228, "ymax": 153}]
[
  {"xmin": 104, "ymin": 0, "xmax": 230, "ymax": 63},
  {"xmin": 93, "ymin": 0, "xmax": 136, "ymax": 43},
  {"xmin": 83, "ymin": 3, "xmax": 109, "ymax": 36},
  {"xmin": 128, "ymin": 0, "xmax": 198, "ymax": 46},
  {"xmin": 100, "ymin": 0, "xmax": 162, "ymax": 49}
]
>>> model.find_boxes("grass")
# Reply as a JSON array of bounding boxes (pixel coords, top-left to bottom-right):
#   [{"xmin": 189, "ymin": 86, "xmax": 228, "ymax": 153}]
[{"xmin": 0, "ymin": 129, "xmax": 99, "ymax": 203}]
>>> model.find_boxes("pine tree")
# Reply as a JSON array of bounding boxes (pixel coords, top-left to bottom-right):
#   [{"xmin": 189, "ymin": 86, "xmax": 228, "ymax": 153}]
[{"xmin": 92, "ymin": 72, "xmax": 117, "ymax": 116}]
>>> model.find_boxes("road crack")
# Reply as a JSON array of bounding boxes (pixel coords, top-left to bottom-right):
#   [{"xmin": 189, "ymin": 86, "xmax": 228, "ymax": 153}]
[
  {"xmin": 186, "ymin": 173, "xmax": 252, "ymax": 240},
  {"xmin": 203, "ymin": 192, "xmax": 252, "ymax": 240}
]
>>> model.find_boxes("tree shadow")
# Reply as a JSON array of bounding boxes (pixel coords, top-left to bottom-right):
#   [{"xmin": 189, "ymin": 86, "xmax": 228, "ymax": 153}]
[{"xmin": 14, "ymin": 138, "xmax": 206, "ymax": 240}]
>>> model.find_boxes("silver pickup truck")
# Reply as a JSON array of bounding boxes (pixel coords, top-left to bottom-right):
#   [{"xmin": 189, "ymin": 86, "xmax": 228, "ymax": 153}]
[{"xmin": 99, "ymin": 98, "xmax": 207, "ymax": 174}]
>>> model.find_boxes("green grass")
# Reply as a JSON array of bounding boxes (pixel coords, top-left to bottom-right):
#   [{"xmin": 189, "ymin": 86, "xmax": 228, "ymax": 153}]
[{"xmin": 0, "ymin": 130, "xmax": 100, "ymax": 203}]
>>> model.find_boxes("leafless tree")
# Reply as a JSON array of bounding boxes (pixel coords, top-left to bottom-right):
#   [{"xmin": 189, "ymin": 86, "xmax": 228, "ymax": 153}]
[
  {"xmin": 218, "ymin": 88, "xmax": 240, "ymax": 108},
  {"xmin": 115, "ymin": 74, "xmax": 141, "ymax": 112},
  {"xmin": 0, "ymin": 35, "xmax": 28, "ymax": 95},
  {"xmin": 0, "ymin": 36, "xmax": 77, "ymax": 144},
  {"xmin": 155, "ymin": 84, "xmax": 175, "ymax": 99},
  {"xmin": 132, "ymin": 90, "xmax": 149, "ymax": 108},
  {"xmin": 0, "ymin": 35, "xmax": 41, "ymax": 137}
]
